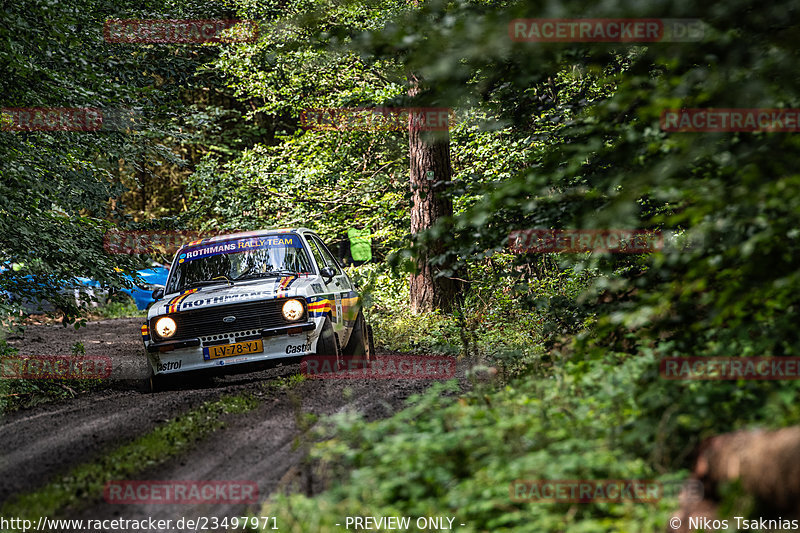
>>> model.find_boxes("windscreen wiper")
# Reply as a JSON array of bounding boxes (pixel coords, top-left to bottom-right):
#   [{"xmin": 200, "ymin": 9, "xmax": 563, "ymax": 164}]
[
  {"xmin": 233, "ymin": 269, "xmax": 296, "ymax": 282},
  {"xmin": 181, "ymin": 278, "xmax": 232, "ymax": 290}
]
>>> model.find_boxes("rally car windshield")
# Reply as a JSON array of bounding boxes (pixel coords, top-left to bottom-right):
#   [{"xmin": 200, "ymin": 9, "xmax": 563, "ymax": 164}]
[{"xmin": 166, "ymin": 235, "xmax": 314, "ymax": 294}]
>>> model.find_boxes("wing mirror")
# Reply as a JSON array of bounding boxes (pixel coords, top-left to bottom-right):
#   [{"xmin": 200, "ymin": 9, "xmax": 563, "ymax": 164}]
[
  {"xmin": 320, "ymin": 266, "xmax": 336, "ymax": 283},
  {"xmin": 152, "ymin": 287, "xmax": 165, "ymax": 300}
]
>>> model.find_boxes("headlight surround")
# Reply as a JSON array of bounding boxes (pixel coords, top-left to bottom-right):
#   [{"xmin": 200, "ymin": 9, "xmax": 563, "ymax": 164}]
[
  {"xmin": 154, "ymin": 316, "xmax": 177, "ymax": 339},
  {"xmin": 282, "ymin": 299, "xmax": 304, "ymax": 321}
]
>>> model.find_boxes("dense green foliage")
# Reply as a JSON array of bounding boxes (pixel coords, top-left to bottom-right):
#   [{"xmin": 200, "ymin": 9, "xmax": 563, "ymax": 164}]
[
  {"xmin": 2, "ymin": 0, "xmax": 799, "ymax": 529},
  {"xmin": 0, "ymin": 0, "xmax": 261, "ymax": 321},
  {"xmin": 256, "ymin": 0, "xmax": 800, "ymax": 529}
]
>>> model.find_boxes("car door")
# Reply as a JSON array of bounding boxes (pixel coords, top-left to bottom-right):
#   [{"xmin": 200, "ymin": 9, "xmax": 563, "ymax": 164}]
[{"xmin": 306, "ymin": 234, "xmax": 354, "ymax": 340}]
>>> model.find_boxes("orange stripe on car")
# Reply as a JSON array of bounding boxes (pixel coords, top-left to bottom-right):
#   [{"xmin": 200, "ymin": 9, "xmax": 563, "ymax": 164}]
[{"xmin": 168, "ymin": 288, "xmax": 198, "ymax": 313}]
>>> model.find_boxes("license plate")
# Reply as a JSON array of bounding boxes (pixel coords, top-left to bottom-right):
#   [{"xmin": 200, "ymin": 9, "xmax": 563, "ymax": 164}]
[{"xmin": 203, "ymin": 339, "xmax": 264, "ymax": 360}]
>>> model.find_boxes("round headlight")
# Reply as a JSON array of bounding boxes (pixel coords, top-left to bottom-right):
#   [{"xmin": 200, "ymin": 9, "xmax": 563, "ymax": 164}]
[
  {"xmin": 155, "ymin": 316, "xmax": 177, "ymax": 339},
  {"xmin": 282, "ymin": 299, "xmax": 304, "ymax": 321}
]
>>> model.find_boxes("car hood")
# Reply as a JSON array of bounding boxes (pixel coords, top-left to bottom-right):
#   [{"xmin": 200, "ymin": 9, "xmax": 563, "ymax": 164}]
[{"xmin": 149, "ymin": 275, "xmax": 320, "ymax": 318}]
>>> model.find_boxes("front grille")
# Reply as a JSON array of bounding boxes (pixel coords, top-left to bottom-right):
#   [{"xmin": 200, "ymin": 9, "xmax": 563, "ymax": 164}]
[
  {"xmin": 152, "ymin": 299, "xmax": 305, "ymax": 341},
  {"xmin": 201, "ymin": 329, "xmax": 264, "ymax": 346}
]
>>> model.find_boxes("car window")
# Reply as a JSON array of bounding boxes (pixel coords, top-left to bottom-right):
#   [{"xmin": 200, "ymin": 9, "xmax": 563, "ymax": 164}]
[
  {"xmin": 314, "ymin": 237, "xmax": 344, "ymax": 272},
  {"xmin": 305, "ymin": 236, "xmax": 328, "ymax": 273},
  {"xmin": 307, "ymin": 235, "xmax": 341, "ymax": 274}
]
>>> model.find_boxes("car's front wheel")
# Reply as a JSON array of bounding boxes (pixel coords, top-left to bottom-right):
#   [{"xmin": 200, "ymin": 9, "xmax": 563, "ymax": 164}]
[
  {"xmin": 314, "ymin": 316, "xmax": 340, "ymax": 357},
  {"xmin": 135, "ymin": 367, "xmax": 160, "ymax": 393},
  {"xmin": 342, "ymin": 310, "xmax": 374, "ymax": 367}
]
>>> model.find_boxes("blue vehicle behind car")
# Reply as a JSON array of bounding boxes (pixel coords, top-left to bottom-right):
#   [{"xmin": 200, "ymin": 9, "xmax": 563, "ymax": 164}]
[
  {"xmin": 123, "ymin": 266, "xmax": 169, "ymax": 310},
  {"xmin": 110, "ymin": 265, "xmax": 169, "ymax": 310},
  {"xmin": 2, "ymin": 262, "xmax": 168, "ymax": 313}
]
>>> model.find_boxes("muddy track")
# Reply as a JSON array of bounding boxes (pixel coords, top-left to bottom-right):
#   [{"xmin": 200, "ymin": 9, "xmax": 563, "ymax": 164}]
[{"xmin": 1, "ymin": 318, "xmax": 468, "ymax": 521}]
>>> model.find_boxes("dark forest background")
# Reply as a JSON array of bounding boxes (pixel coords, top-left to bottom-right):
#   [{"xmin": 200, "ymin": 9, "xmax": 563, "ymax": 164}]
[{"xmin": 2, "ymin": 0, "xmax": 800, "ymax": 529}]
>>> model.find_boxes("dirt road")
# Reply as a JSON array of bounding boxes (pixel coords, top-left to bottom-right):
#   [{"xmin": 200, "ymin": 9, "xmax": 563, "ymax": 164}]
[{"xmin": 1, "ymin": 318, "xmax": 464, "ymax": 522}]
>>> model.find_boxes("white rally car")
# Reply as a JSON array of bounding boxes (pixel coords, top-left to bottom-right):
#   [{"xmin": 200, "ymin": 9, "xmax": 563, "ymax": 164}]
[{"xmin": 141, "ymin": 228, "xmax": 374, "ymax": 391}]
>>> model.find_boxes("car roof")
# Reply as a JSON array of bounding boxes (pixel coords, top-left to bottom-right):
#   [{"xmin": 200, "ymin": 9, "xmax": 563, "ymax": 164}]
[{"xmin": 179, "ymin": 227, "xmax": 317, "ymax": 250}]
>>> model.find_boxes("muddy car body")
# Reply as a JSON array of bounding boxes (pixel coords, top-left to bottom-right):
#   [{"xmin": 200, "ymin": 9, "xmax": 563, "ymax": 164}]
[{"xmin": 141, "ymin": 228, "xmax": 373, "ymax": 388}]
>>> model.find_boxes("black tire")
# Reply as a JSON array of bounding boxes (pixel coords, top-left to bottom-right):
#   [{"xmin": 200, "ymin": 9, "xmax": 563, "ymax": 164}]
[
  {"xmin": 367, "ymin": 323, "xmax": 375, "ymax": 356},
  {"xmin": 342, "ymin": 311, "xmax": 374, "ymax": 367},
  {"xmin": 147, "ymin": 373, "xmax": 161, "ymax": 393},
  {"xmin": 315, "ymin": 316, "xmax": 340, "ymax": 357},
  {"xmin": 135, "ymin": 368, "xmax": 160, "ymax": 393},
  {"xmin": 142, "ymin": 371, "xmax": 208, "ymax": 392},
  {"xmin": 130, "ymin": 375, "xmax": 151, "ymax": 393},
  {"xmin": 141, "ymin": 366, "xmax": 182, "ymax": 393}
]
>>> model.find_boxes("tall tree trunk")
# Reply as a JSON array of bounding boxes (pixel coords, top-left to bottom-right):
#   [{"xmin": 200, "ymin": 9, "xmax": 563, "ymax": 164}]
[{"xmin": 408, "ymin": 73, "xmax": 460, "ymax": 313}]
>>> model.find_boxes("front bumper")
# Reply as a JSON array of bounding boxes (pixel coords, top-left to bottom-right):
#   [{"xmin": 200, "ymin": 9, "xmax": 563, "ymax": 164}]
[
  {"xmin": 146, "ymin": 321, "xmax": 318, "ymax": 376},
  {"xmin": 147, "ymin": 322, "xmax": 316, "ymax": 353}
]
